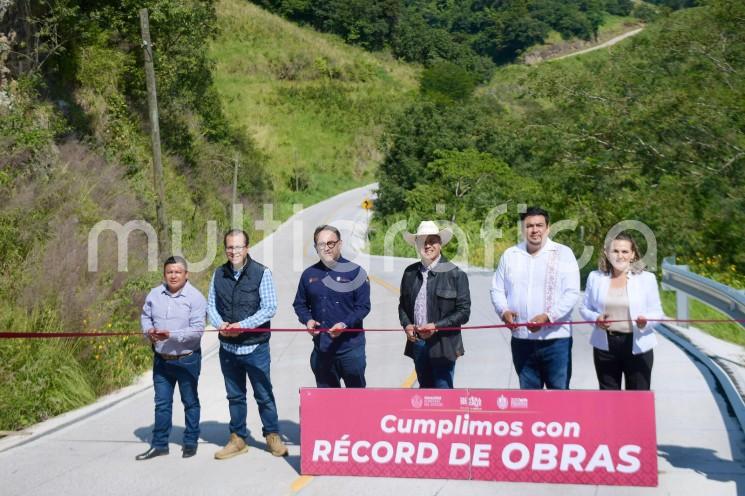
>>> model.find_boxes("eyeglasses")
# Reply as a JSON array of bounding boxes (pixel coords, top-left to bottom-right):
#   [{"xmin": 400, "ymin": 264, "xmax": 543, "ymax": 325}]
[
  {"xmin": 225, "ymin": 245, "xmax": 246, "ymax": 253},
  {"xmin": 315, "ymin": 240, "xmax": 339, "ymax": 250}
]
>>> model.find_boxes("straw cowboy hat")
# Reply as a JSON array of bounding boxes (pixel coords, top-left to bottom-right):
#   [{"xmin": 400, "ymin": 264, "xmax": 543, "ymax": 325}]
[{"xmin": 403, "ymin": 221, "xmax": 453, "ymax": 247}]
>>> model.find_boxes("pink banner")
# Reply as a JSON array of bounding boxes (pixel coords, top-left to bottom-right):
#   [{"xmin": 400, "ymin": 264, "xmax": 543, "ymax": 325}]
[{"xmin": 300, "ymin": 388, "xmax": 657, "ymax": 486}]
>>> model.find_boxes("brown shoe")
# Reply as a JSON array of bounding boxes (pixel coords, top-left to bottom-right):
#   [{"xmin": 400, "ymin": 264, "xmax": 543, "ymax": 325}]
[
  {"xmin": 265, "ymin": 433, "xmax": 288, "ymax": 457},
  {"xmin": 214, "ymin": 433, "xmax": 248, "ymax": 460}
]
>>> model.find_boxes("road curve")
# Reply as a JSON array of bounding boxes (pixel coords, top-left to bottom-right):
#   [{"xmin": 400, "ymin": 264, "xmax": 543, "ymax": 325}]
[
  {"xmin": 553, "ymin": 28, "xmax": 644, "ymax": 61},
  {"xmin": 1, "ymin": 184, "xmax": 743, "ymax": 496}
]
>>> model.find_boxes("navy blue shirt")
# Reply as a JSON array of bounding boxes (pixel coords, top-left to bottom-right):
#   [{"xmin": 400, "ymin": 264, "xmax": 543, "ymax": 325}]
[{"xmin": 293, "ymin": 257, "xmax": 371, "ymax": 354}]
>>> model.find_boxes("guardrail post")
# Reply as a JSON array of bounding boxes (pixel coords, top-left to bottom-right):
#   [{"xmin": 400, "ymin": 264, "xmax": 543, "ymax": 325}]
[{"xmin": 675, "ymin": 277, "xmax": 690, "ymax": 328}]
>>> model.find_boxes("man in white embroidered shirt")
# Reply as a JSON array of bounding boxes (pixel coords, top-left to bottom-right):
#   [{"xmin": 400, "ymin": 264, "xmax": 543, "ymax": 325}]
[{"xmin": 490, "ymin": 206, "xmax": 580, "ymax": 389}]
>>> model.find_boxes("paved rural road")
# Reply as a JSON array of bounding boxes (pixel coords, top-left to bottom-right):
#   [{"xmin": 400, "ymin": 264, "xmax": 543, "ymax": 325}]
[
  {"xmin": 2, "ymin": 184, "xmax": 744, "ymax": 495},
  {"xmin": 553, "ymin": 27, "xmax": 645, "ymax": 61}
]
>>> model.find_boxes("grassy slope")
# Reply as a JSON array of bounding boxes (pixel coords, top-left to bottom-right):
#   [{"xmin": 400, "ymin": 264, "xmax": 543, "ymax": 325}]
[
  {"xmin": 0, "ymin": 1, "xmax": 418, "ymax": 432},
  {"xmin": 210, "ymin": 0, "xmax": 418, "ymax": 219},
  {"xmin": 661, "ymin": 292, "xmax": 745, "ymax": 346}
]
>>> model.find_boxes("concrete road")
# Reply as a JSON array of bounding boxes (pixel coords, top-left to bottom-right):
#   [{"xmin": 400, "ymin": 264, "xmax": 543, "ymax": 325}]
[{"xmin": 1, "ymin": 184, "xmax": 744, "ymax": 496}]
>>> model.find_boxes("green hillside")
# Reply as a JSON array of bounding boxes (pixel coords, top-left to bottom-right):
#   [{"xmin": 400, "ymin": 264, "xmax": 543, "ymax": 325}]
[
  {"xmin": 373, "ymin": 0, "xmax": 744, "ymax": 281},
  {"xmin": 0, "ymin": 0, "xmax": 417, "ymax": 431},
  {"xmin": 210, "ymin": 0, "xmax": 418, "ymax": 216}
]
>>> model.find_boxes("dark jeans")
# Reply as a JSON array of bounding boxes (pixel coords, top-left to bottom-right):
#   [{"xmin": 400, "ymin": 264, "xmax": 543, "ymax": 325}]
[
  {"xmin": 219, "ymin": 343, "xmax": 279, "ymax": 437},
  {"xmin": 511, "ymin": 337, "xmax": 572, "ymax": 390},
  {"xmin": 151, "ymin": 349, "xmax": 201, "ymax": 449},
  {"xmin": 411, "ymin": 339, "xmax": 455, "ymax": 389},
  {"xmin": 310, "ymin": 345, "xmax": 366, "ymax": 388},
  {"xmin": 594, "ymin": 333, "xmax": 654, "ymax": 390}
]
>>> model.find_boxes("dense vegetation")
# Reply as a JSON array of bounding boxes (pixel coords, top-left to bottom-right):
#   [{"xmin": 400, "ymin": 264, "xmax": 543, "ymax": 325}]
[
  {"xmin": 372, "ymin": 0, "xmax": 744, "ymax": 285},
  {"xmin": 254, "ymin": 0, "xmax": 645, "ymax": 80},
  {"xmin": 0, "ymin": 0, "xmax": 416, "ymax": 430},
  {"xmin": 0, "ymin": 0, "xmax": 257, "ymax": 430}
]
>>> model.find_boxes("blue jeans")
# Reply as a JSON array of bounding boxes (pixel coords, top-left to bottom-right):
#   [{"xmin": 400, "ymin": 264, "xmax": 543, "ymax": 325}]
[
  {"xmin": 411, "ymin": 339, "xmax": 455, "ymax": 389},
  {"xmin": 152, "ymin": 349, "xmax": 201, "ymax": 449},
  {"xmin": 310, "ymin": 345, "xmax": 366, "ymax": 388},
  {"xmin": 219, "ymin": 343, "xmax": 279, "ymax": 437},
  {"xmin": 511, "ymin": 337, "xmax": 572, "ymax": 390}
]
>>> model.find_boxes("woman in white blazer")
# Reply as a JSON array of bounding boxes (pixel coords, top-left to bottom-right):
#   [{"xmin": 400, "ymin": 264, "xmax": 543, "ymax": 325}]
[{"xmin": 580, "ymin": 233, "xmax": 664, "ymax": 390}]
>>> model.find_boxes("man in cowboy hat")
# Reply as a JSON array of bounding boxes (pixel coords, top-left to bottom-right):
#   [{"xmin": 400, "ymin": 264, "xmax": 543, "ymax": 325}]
[{"xmin": 398, "ymin": 221, "xmax": 471, "ymax": 388}]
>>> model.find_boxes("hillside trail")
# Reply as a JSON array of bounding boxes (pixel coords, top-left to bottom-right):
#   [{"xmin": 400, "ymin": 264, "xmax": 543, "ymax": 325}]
[{"xmin": 553, "ymin": 27, "xmax": 645, "ymax": 61}]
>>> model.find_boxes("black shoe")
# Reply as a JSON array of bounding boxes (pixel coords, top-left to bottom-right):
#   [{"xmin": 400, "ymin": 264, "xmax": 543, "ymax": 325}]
[
  {"xmin": 135, "ymin": 447, "xmax": 169, "ymax": 461},
  {"xmin": 182, "ymin": 445, "xmax": 197, "ymax": 458}
]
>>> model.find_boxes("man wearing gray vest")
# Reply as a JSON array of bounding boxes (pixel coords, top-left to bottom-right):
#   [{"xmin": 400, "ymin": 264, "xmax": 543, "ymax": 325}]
[{"xmin": 208, "ymin": 229, "xmax": 288, "ymax": 459}]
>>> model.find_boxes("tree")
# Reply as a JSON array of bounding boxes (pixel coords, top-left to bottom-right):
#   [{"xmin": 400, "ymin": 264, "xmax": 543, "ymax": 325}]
[{"xmin": 420, "ymin": 60, "xmax": 477, "ymax": 102}]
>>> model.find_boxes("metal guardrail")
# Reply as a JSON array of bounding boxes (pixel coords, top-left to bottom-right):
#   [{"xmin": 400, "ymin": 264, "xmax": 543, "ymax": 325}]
[
  {"xmin": 660, "ymin": 256, "xmax": 745, "ymax": 435},
  {"xmin": 661, "ymin": 256, "xmax": 745, "ymax": 329}
]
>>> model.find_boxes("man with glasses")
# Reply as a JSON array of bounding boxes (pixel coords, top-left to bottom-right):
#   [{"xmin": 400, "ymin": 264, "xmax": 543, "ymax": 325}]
[
  {"xmin": 399, "ymin": 221, "xmax": 471, "ymax": 389},
  {"xmin": 293, "ymin": 225, "xmax": 371, "ymax": 387},
  {"xmin": 208, "ymin": 229, "xmax": 288, "ymax": 459}
]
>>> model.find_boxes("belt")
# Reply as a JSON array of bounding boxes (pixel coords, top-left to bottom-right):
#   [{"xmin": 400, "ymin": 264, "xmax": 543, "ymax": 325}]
[
  {"xmin": 606, "ymin": 330, "xmax": 632, "ymax": 337},
  {"xmin": 157, "ymin": 350, "xmax": 195, "ymax": 361}
]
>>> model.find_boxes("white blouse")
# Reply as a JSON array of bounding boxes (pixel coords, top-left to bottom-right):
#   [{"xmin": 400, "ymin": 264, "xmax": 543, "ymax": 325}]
[{"xmin": 580, "ymin": 270, "xmax": 665, "ymax": 354}]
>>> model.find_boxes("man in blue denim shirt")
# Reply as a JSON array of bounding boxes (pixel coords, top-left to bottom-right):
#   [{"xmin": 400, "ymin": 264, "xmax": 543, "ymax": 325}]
[
  {"xmin": 293, "ymin": 225, "xmax": 371, "ymax": 387},
  {"xmin": 137, "ymin": 256, "xmax": 206, "ymax": 460}
]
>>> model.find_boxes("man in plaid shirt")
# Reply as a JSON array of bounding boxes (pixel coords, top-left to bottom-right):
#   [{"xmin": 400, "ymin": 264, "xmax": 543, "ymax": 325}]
[{"xmin": 208, "ymin": 229, "xmax": 288, "ymax": 459}]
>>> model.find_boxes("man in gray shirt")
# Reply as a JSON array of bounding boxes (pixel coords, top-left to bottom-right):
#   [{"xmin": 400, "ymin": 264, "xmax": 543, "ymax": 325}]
[{"xmin": 136, "ymin": 256, "xmax": 206, "ymax": 460}]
